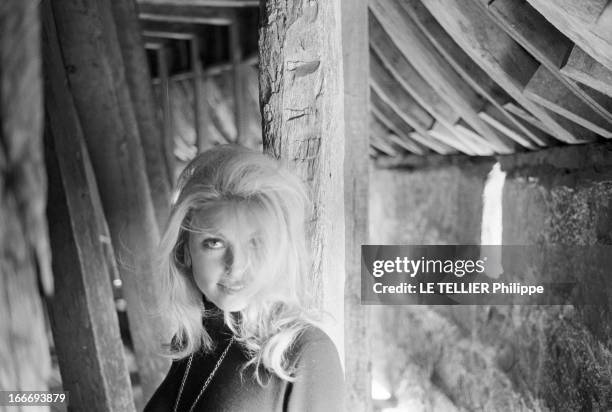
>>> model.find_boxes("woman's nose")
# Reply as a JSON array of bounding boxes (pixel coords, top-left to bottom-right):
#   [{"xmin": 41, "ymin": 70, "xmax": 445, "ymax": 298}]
[{"xmin": 223, "ymin": 246, "xmax": 249, "ymax": 278}]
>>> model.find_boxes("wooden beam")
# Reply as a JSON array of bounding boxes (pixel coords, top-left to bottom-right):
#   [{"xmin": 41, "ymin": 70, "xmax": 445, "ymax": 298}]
[
  {"xmin": 370, "ymin": 112, "xmax": 424, "ymax": 155},
  {"xmin": 370, "ymin": 117, "xmax": 400, "ymax": 156},
  {"xmin": 139, "ymin": 20, "xmax": 206, "ymax": 35},
  {"xmin": 142, "ymin": 30, "xmax": 195, "ymax": 40},
  {"xmin": 478, "ymin": 104, "xmax": 538, "ymax": 149},
  {"xmin": 526, "ymin": 0, "xmax": 612, "ymax": 71},
  {"xmin": 486, "ymin": 0, "xmax": 612, "ymax": 124},
  {"xmin": 561, "ymin": 46, "xmax": 612, "ymax": 99},
  {"xmin": 375, "ymin": 152, "xmax": 495, "ymax": 170},
  {"xmin": 137, "ymin": 0, "xmax": 259, "ymax": 7},
  {"xmin": 341, "ymin": 0, "xmax": 372, "ymax": 406},
  {"xmin": 400, "ymin": 0, "xmax": 546, "ymax": 148},
  {"xmin": 370, "ymin": 88, "xmax": 454, "ymax": 154},
  {"xmin": 155, "ymin": 45, "xmax": 176, "ymax": 182},
  {"xmin": 111, "ymin": 0, "xmax": 171, "ymax": 229},
  {"xmin": 42, "ymin": 2, "xmax": 136, "ymax": 410},
  {"xmin": 48, "ymin": 0, "xmax": 171, "ymax": 399},
  {"xmin": 137, "ymin": 3, "xmax": 233, "ymax": 25},
  {"xmin": 369, "ymin": 16, "xmax": 456, "ymax": 124},
  {"xmin": 370, "ymin": 1, "xmax": 514, "ymax": 154},
  {"xmin": 191, "ymin": 37, "xmax": 208, "ymax": 152},
  {"xmin": 428, "ymin": 122, "xmax": 479, "ymax": 155},
  {"xmin": 524, "ymin": 65, "xmax": 612, "ymax": 138},
  {"xmin": 259, "ymin": 0, "xmax": 345, "ymax": 354},
  {"xmin": 419, "ymin": 0, "xmax": 595, "ymax": 144},
  {"xmin": 369, "ymin": 51, "xmax": 435, "ymax": 131},
  {"xmin": 504, "ymin": 102, "xmax": 553, "ymax": 134},
  {"xmin": 371, "ymin": 46, "xmax": 494, "ymax": 156},
  {"xmin": 371, "ymin": 107, "xmax": 428, "ymax": 155},
  {"xmin": 1, "ymin": 0, "xmax": 52, "ymax": 395},
  {"xmin": 229, "ymin": 10, "xmax": 247, "ymax": 143}
]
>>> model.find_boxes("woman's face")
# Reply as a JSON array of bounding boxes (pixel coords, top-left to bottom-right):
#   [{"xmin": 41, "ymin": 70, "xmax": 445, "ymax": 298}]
[{"xmin": 187, "ymin": 202, "xmax": 271, "ymax": 312}]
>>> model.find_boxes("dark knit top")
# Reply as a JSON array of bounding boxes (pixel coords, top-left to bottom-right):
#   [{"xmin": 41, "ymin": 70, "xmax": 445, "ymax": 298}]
[{"xmin": 143, "ymin": 316, "xmax": 345, "ymax": 412}]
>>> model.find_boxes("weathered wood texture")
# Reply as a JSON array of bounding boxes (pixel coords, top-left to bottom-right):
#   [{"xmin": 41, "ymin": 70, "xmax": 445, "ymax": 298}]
[
  {"xmin": 342, "ymin": 0, "xmax": 372, "ymax": 406},
  {"xmin": 0, "ymin": 0, "xmax": 52, "ymax": 399},
  {"xmin": 524, "ymin": 66, "xmax": 612, "ymax": 138},
  {"xmin": 486, "ymin": 0, "xmax": 612, "ymax": 129},
  {"xmin": 111, "ymin": 0, "xmax": 171, "ymax": 229},
  {"xmin": 526, "ymin": 0, "xmax": 612, "ymax": 72},
  {"xmin": 370, "ymin": 88, "xmax": 455, "ymax": 155},
  {"xmin": 137, "ymin": 3, "xmax": 233, "ymax": 25},
  {"xmin": 137, "ymin": 0, "xmax": 259, "ymax": 8},
  {"xmin": 43, "ymin": 7, "xmax": 136, "ymax": 409},
  {"xmin": 155, "ymin": 44, "xmax": 177, "ymax": 183},
  {"xmin": 371, "ymin": 0, "xmax": 515, "ymax": 154},
  {"xmin": 400, "ymin": 0, "xmax": 545, "ymax": 149},
  {"xmin": 259, "ymin": 0, "xmax": 346, "ymax": 354},
  {"xmin": 230, "ymin": 11, "xmax": 248, "ymax": 144},
  {"xmin": 48, "ymin": 0, "xmax": 171, "ymax": 399},
  {"xmin": 419, "ymin": 0, "xmax": 593, "ymax": 144},
  {"xmin": 561, "ymin": 46, "xmax": 612, "ymax": 99}
]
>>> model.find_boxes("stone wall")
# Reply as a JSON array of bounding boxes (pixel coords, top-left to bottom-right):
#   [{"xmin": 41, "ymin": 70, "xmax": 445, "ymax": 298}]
[{"xmin": 369, "ymin": 146, "xmax": 612, "ymax": 411}]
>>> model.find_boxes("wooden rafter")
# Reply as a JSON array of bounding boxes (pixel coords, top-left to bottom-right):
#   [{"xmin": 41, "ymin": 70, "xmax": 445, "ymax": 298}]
[
  {"xmin": 524, "ymin": 66, "xmax": 612, "ymax": 138},
  {"xmin": 137, "ymin": 0, "xmax": 258, "ymax": 7},
  {"xmin": 526, "ymin": 0, "xmax": 612, "ymax": 72},
  {"xmin": 137, "ymin": 3, "xmax": 233, "ymax": 25},
  {"xmin": 561, "ymin": 46, "xmax": 612, "ymax": 99},
  {"xmin": 370, "ymin": 0, "xmax": 514, "ymax": 154},
  {"xmin": 419, "ymin": 0, "xmax": 596, "ymax": 144},
  {"xmin": 370, "ymin": 88, "xmax": 455, "ymax": 155},
  {"xmin": 485, "ymin": 0, "xmax": 612, "ymax": 135},
  {"xmin": 400, "ymin": 0, "xmax": 545, "ymax": 148}
]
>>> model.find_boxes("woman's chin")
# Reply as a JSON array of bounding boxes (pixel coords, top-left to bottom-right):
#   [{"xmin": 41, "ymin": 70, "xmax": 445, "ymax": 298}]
[{"xmin": 208, "ymin": 294, "xmax": 249, "ymax": 312}]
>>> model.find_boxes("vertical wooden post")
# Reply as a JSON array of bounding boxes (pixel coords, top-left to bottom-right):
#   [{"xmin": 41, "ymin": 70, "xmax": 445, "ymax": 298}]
[
  {"xmin": 191, "ymin": 36, "xmax": 208, "ymax": 152},
  {"xmin": 110, "ymin": 0, "xmax": 171, "ymax": 229},
  {"xmin": 342, "ymin": 0, "xmax": 371, "ymax": 409},
  {"xmin": 259, "ymin": 0, "xmax": 346, "ymax": 355},
  {"xmin": 43, "ymin": 5, "xmax": 136, "ymax": 409},
  {"xmin": 230, "ymin": 10, "xmax": 247, "ymax": 143},
  {"xmin": 0, "ymin": 0, "xmax": 52, "ymax": 397},
  {"xmin": 157, "ymin": 44, "xmax": 176, "ymax": 183},
  {"xmin": 48, "ymin": 0, "xmax": 171, "ymax": 399}
]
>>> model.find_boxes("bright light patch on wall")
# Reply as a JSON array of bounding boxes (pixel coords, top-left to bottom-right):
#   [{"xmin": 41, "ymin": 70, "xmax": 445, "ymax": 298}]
[
  {"xmin": 481, "ymin": 162, "xmax": 505, "ymax": 278},
  {"xmin": 371, "ymin": 378, "xmax": 392, "ymax": 401}
]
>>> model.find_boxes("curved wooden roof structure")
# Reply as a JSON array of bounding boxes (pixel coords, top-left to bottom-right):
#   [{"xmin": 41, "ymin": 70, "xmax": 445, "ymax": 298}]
[{"xmin": 135, "ymin": 0, "xmax": 612, "ymax": 169}]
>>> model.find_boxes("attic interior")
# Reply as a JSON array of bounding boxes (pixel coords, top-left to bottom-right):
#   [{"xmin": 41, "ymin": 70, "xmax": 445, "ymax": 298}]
[{"xmin": 2, "ymin": 0, "xmax": 612, "ymax": 411}]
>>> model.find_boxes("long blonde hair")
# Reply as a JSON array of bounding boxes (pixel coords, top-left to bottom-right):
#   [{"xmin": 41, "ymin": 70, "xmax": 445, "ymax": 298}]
[{"xmin": 157, "ymin": 144, "xmax": 321, "ymax": 381}]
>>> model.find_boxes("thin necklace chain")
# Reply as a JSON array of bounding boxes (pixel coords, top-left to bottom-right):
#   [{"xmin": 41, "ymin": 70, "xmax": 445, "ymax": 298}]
[{"xmin": 173, "ymin": 336, "xmax": 235, "ymax": 412}]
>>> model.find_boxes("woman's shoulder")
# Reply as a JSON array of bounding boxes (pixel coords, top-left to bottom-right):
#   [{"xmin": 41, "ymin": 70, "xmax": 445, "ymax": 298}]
[
  {"xmin": 289, "ymin": 325, "xmax": 342, "ymax": 372},
  {"xmin": 283, "ymin": 325, "xmax": 345, "ymax": 410}
]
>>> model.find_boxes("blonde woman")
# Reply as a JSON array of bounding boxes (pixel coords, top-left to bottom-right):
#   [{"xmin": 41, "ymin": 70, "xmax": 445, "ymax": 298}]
[{"xmin": 144, "ymin": 145, "xmax": 344, "ymax": 412}]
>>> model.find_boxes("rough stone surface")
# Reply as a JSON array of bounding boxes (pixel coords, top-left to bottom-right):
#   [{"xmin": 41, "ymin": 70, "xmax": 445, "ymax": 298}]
[{"xmin": 369, "ymin": 149, "xmax": 612, "ymax": 411}]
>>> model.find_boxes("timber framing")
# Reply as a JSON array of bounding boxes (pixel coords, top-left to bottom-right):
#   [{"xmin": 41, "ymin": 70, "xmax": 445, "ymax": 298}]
[
  {"xmin": 137, "ymin": 3, "xmax": 233, "ymax": 25},
  {"xmin": 47, "ymin": 0, "xmax": 171, "ymax": 401},
  {"xmin": 42, "ymin": 1, "xmax": 135, "ymax": 409}
]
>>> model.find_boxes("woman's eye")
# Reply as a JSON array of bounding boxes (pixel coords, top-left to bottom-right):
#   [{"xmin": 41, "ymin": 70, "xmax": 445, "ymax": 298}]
[{"xmin": 202, "ymin": 238, "xmax": 225, "ymax": 249}]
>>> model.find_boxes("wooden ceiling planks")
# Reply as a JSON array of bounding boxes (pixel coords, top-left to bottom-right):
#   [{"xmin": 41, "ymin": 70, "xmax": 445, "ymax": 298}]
[
  {"xmin": 370, "ymin": 53, "xmax": 435, "ymax": 132},
  {"xmin": 485, "ymin": 0, "xmax": 612, "ymax": 135},
  {"xmin": 370, "ymin": 0, "xmax": 514, "ymax": 154},
  {"xmin": 370, "ymin": 89, "xmax": 456, "ymax": 155},
  {"xmin": 524, "ymin": 66, "xmax": 612, "ymax": 138},
  {"xmin": 419, "ymin": 0, "xmax": 596, "ymax": 144},
  {"xmin": 561, "ymin": 46, "xmax": 612, "ymax": 99},
  {"xmin": 399, "ymin": 0, "xmax": 545, "ymax": 149},
  {"xmin": 526, "ymin": 0, "xmax": 612, "ymax": 71}
]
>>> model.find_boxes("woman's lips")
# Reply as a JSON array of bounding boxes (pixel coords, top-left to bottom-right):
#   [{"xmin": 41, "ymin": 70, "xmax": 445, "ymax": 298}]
[{"xmin": 217, "ymin": 283, "xmax": 246, "ymax": 294}]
